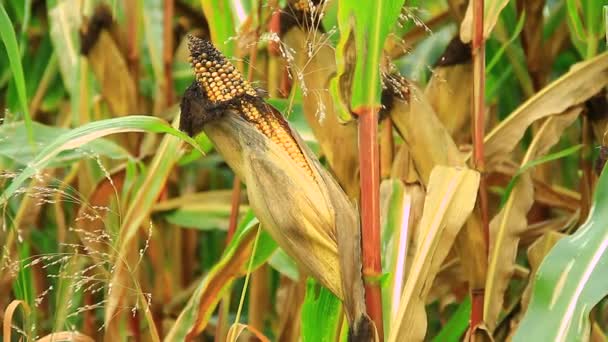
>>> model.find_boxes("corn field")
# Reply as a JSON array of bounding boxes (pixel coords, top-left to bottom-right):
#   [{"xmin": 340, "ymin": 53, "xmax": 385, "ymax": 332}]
[{"xmin": 1, "ymin": 0, "xmax": 608, "ymax": 341}]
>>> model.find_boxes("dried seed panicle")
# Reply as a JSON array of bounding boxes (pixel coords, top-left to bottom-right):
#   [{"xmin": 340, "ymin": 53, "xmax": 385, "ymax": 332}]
[
  {"xmin": 187, "ymin": 35, "xmax": 257, "ymax": 103},
  {"xmin": 186, "ymin": 36, "xmax": 313, "ymax": 177}
]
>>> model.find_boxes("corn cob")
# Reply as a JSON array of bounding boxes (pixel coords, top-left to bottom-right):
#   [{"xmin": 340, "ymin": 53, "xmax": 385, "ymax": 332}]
[{"xmin": 186, "ymin": 36, "xmax": 313, "ymax": 177}]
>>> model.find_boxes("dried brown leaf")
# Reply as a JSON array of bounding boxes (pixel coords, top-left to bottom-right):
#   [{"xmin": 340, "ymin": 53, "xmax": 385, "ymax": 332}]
[
  {"xmin": 282, "ymin": 29, "xmax": 360, "ymax": 197},
  {"xmin": 36, "ymin": 332, "xmax": 95, "ymax": 342},
  {"xmin": 425, "ymin": 38, "xmax": 472, "ymax": 143},
  {"xmin": 390, "ymin": 83, "xmax": 465, "ymax": 184},
  {"xmin": 86, "ymin": 31, "xmax": 137, "ymax": 114},
  {"xmin": 3, "ymin": 300, "xmax": 29, "ymax": 341},
  {"xmin": 478, "ymin": 53, "xmax": 608, "ymax": 168},
  {"xmin": 389, "ymin": 166, "xmax": 479, "ymax": 342},
  {"xmin": 484, "ymin": 107, "xmax": 581, "ymax": 332}
]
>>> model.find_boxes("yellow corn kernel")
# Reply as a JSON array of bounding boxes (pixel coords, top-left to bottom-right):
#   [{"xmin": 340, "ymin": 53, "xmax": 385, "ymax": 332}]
[{"xmin": 187, "ymin": 36, "xmax": 313, "ymax": 177}]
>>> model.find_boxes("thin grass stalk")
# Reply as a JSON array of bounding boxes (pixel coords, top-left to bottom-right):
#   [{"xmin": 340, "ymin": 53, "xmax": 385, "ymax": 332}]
[
  {"xmin": 357, "ymin": 107, "xmax": 384, "ymax": 340},
  {"xmin": 470, "ymin": 0, "xmax": 488, "ymax": 335},
  {"xmin": 163, "ymin": 0, "xmax": 174, "ymax": 106}
]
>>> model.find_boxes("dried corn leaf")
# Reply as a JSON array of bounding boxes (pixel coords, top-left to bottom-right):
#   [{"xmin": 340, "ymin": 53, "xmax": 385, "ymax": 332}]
[
  {"xmin": 425, "ymin": 37, "xmax": 472, "ymax": 143},
  {"xmin": 282, "ymin": 28, "xmax": 360, "ymax": 197},
  {"xmin": 521, "ymin": 214, "xmax": 578, "ymax": 245},
  {"xmin": 390, "ymin": 82, "xmax": 465, "ymax": 184},
  {"xmin": 389, "ymin": 165, "xmax": 479, "ymax": 342},
  {"xmin": 85, "ymin": 30, "xmax": 137, "ymax": 114},
  {"xmin": 479, "ymin": 52, "xmax": 608, "ymax": 168},
  {"xmin": 389, "ymin": 77, "xmax": 486, "ymax": 309},
  {"xmin": 484, "ymin": 107, "xmax": 581, "ymax": 332}
]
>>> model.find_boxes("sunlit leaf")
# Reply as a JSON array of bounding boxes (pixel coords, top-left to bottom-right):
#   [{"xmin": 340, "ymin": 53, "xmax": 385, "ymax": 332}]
[{"xmin": 514, "ymin": 165, "xmax": 608, "ymax": 341}]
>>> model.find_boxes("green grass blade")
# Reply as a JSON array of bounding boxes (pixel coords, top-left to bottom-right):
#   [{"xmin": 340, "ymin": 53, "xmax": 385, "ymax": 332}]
[
  {"xmin": 0, "ymin": 4, "xmax": 32, "ymax": 142},
  {"xmin": 499, "ymin": 144, "xmax": 583, "ymax": 207},
  {"xmin": 487, "ymin": 12, "xmax": 526, "ymax": 75},
  {"xmin": 201, "ymin": 0, "xmax": 236, "ymax": 56},
  {"xmin": 0, "ymin": 115, "xmax": 203, "ymax": 205},
  {"xmin": 164, "ymin": 210, "xmax": 277, "ymax": 341},
  {"xmin": 514, "ymin": 165, "xmax": 608, "ymax": 341},
  {"xmin": 431, "ymin": 298, "xmax": 471, "ymax": 342}
]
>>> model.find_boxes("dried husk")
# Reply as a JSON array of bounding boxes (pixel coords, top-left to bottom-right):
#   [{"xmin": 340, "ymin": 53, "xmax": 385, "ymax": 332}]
[{"xmin": 189, "ymin": 107, "xmax": 372, "ymax": 337}]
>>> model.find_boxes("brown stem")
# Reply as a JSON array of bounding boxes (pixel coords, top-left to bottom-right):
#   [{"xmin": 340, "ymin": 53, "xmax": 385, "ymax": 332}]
[
  {"xmin": 126, "ymin": 0, "xmax": 140, "ymax": 107},
  {"xmin": 356, "ymin": 106, "xmax": 384, "ymax": 340},
  {"xmin": 163, "ymin": 0, "xmax": 175, "ymax": 107},
  {"xmin": 226, "ymin": 177, "xmax": 242, "ymax": 243},
  {"xmin": 470, "ymin": 0, "xmax": 488, "ymax": 335}
]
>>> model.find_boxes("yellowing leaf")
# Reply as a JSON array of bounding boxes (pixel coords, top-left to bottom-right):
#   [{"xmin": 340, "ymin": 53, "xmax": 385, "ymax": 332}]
[
  {"xmin": 389, "ymin": 166, "xmax": 479, "ymax": 342},
  {"xmin": 477, "ymin": 52, "xmax": 608, "ymax": 167},
  {"xmin": 484, "ymin": 107, "xmax": 581, "ymax": 332}
]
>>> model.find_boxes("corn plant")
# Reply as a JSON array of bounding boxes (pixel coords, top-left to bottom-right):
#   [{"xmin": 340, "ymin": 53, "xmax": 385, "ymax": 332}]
[{"xmin": 0, "ymin": 0, "xmax": 607, "ymax": 341}]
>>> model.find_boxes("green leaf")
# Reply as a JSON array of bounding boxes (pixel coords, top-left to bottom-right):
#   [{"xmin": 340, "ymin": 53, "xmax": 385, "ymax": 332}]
[
  {"xmin": 301, "ymin": 278, "xmax": 342, "ymax": 342},
  {"xmin": 431, "ymin": 298, "xmax": 471, "ymax": 342},
  {"xmin": 486, "ymin": 12, "xmax": 526, "ymax": 75},
  {"xmin": 0, "ymin": 121, "xmax": 131, "ymax": 166},
  {"xmin": 330, "ymin": 0, "xmax": 406, "ymax": 118},
  {"xmin": 0, "ymin": 4, "xmax": 32, "ymax": 141},
  {"xmin": 514, "ymin": 166, "xmax": 608, "ymax": 341},
  {"xmin": 164, "ymin": 210, "xmax": 278, "ymax": 340},
  {"xmin": 201, "ymin": 0, "xmax": 236, "ymax": 56},
  {"xmin": 500, "ymin": 144, "xmax": 583, "ymax": 207},
  {"xmin": 0, "ymin": 115, "xmax": 203, "ymax": 205}
]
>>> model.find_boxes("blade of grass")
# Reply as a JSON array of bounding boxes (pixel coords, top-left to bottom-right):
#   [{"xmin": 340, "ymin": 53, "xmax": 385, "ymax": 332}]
[
  {"xmin": 0, "ymin": 115, "xmax": 203, "ymax": 205},
  {"xmin": 0, "ymin": 4, "xmax": 32, "ymax": 142},
  {"xmin": 431, "ymin": 298, "xmax": 472, "ymax": 342},
  {"xmin": 500, "ymin": 144, "xmax": 583, "ymax": 207}
]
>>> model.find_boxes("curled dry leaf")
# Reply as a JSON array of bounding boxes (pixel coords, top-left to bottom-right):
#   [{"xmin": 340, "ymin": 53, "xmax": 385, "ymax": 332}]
[
  {"xmin": 388, "ymin": 165, "xmax": 480, "ymax": 342},
  {"xmin": 3, "ymin": 300, "xmax": 29, "ymax": 341},
  {"xmin": 36, "ymin": 331, "xmax": 95, "ymax": 342},
  {"xmin": 179, "ymin": 36, "xmax": 373, "ymax": 340},
  {"xmin": 477, "ymin": 52, "xmax": 608, "ymax": 168},
  {"xmin": 425, "ymin": 37, "xmax": 472, "ymax": 144},
  {"xmin": 388, "ymin": 73, "xmax": 487, "ymax": 319},
  {"xmin": 484, "ymin": 107, "xmax": 581, "ymax": 332},
  {"xmin": 389, "ymin": 81, "xmax": 464, "ymax": 184}
]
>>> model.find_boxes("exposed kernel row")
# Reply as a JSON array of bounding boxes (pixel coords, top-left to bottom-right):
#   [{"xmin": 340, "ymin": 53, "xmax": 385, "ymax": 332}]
[{"xmin": 187, "ymin": 36, "xmax": 313, "ymax": 178}]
